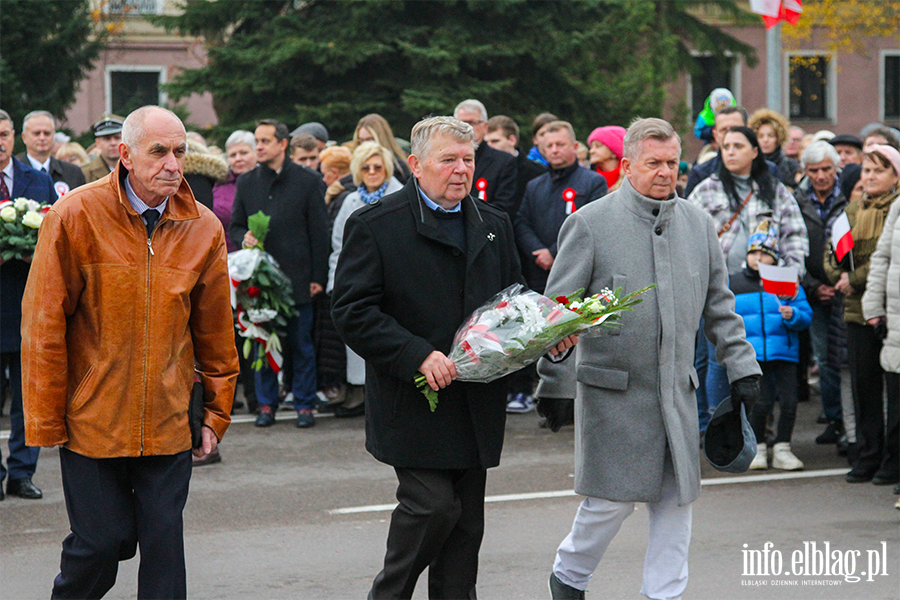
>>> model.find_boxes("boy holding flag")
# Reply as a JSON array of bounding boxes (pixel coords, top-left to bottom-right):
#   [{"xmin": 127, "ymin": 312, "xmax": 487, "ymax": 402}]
[{"xmin": 733, "ymin": 221, "xmax": 812, "ymax": 470}]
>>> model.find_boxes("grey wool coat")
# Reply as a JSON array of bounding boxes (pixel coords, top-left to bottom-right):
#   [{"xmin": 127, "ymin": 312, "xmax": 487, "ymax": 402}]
[{"xmin": 536, "ymin": 177, "xmax": 760, "ymax": 506}]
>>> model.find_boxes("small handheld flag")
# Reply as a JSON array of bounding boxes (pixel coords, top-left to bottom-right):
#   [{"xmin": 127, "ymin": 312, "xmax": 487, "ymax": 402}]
[
  {"xmin": 758, "ymin": 263, "xmax": 799, "ymax": 297},
  {"xmin": 831, "ymin": 211, "xmax": 854, "ymax": 264}
]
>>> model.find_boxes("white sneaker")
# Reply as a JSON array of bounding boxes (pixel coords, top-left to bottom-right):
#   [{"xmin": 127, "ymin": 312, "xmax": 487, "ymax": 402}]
[
  {"xmin": 749, "ymin": 443, "xmax": 768, "ymax": 470},
  {"xmin": 772, "ymin": 442, "xmax": 804, "ymax": 470},
  {"xmin": 506, "ymin": 393, "xmax": 535, "ymax": 413}
]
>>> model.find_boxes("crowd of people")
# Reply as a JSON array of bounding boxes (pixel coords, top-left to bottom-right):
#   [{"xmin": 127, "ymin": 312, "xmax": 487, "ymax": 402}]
[{"xmin": 0, "ymin": 94, "xmax": 898, "ymax": 599}]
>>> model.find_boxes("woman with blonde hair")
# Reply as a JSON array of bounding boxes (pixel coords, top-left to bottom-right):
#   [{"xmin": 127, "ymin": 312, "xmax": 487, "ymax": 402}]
[
  {"xmin": 326, "ymin": 142, "xmax": 404, "ymax": 416},
  {"xmin": 748, "ymin": 108, "xmax": 801, "ymax": 189},
  {"xmin": 351, "ymin": 114, "xmax": 410, "ymax": 183},
  {"xmin": 55, "ymin": 142, "xmax": 90, "ymax": 167}
]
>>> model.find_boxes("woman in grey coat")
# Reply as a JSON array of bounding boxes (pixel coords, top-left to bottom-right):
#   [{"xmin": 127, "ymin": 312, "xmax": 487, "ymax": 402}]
[{"xmin": 537, "ymin": 119, "xmax": 760, "ymax": 600}]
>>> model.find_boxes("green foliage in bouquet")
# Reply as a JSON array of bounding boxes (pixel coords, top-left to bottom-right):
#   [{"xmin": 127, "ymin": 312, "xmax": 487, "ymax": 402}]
[{"xmin": 0, "ymin": 198, "xmax": 49, "ymax": 261}]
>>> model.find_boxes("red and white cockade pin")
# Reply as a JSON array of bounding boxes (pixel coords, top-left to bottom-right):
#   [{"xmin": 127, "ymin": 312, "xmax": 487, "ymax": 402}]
[
  {"xmin": 563, "ymin": 188, "xmax": 577, "ymax": 214},
  {"xmin": 475, "ymin": 178, "xmax": 488, "ymax": 201}
]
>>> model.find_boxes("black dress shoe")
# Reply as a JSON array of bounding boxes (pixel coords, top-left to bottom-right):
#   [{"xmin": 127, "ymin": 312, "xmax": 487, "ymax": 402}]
[
  {"xmin": 7, "ymin": 477, "xmax": 43, "ymax": 499},
  {"xmin": 549, "ymin": 573, "xmax": 585, "ymax": 600},
  {"xmin": 845, "ymin": 469, "xmax": 875, "ymax": 484},
  {"xmin": 872, "ymin": 472, "xmax": 900, "ymax": 486},
  {"xmin": 0, "ymin": 485, "xmax": 5, "ymax": 501}
]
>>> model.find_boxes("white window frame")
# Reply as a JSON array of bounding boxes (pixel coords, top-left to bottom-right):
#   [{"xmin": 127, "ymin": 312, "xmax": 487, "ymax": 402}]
[
  {"xmin": 784, "ymin": 50, "xmax": 837, "ymax": 122},
  {"xmin": 104, "ymin": 65, "xmax": 168, "ymax": 115},
  {"xmin": 880, "ymin": 49, "xmax": 900, "ymax": 123},
  {"xmin": 686, "ymin": 51, "xmax": 742, "ymax": 127}
]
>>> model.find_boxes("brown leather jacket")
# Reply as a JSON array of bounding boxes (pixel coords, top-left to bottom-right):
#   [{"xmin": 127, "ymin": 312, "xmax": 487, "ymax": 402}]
[{"xmin": 21, "ymin": 163, "xmax": 238, "ymax": 458}]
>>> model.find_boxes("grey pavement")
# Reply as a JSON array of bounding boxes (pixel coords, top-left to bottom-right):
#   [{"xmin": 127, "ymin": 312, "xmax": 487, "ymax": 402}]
[{"xmin": 1, "ymin": 383, "xmax": 899, "ymax": 599}]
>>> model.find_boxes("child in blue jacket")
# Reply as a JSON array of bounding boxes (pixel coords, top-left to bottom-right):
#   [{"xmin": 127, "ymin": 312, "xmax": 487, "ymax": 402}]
[{"xmin": 732, "ymin": 221, "xmax": 813, "ymax": 470}]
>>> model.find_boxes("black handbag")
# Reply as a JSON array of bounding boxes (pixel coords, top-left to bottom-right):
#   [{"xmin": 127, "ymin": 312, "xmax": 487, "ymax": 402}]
[{"xmin": 189, "ymin": 381, "xmax": 204, "ymax": 449}]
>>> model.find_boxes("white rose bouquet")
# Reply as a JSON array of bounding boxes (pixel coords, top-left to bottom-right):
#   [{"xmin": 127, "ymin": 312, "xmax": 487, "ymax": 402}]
[
  {"xmin": 0, "ymin": 198, "xmax": 51, "ymax": 261},
  {"xmin": 415, "ymin": 282, "xmax": 654, "ymax": 411}
]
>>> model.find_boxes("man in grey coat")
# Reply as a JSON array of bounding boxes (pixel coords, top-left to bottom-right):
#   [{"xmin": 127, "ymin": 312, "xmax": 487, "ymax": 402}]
[{"xmin": 536, "ymin": 118, "xmax": 761, "ymax": 600}]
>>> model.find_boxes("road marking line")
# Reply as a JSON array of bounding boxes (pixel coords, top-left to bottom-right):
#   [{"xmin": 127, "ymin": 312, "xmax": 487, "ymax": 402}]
[{"xmin": 328, "ymin": 468, "xmax": 849, "ymax": 515}]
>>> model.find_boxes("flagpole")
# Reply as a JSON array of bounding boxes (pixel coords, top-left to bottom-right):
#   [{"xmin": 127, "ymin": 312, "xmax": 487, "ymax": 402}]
[
  {"xmin": 767, "ymin": 22, "xmax": 783, "ymax": 112},
  {"xmin": 849, "ymin": 249, "xmax": 855, "ymax": 272}
]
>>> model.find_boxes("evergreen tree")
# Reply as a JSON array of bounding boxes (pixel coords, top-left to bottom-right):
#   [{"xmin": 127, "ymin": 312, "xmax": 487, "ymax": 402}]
[
  {"xmin": 0, "ymin": 0, "xmax": 107, "ymax": 136},
  {"xmin": 153, "ymin": 0, "xmax": 757, "ymax": 142}
]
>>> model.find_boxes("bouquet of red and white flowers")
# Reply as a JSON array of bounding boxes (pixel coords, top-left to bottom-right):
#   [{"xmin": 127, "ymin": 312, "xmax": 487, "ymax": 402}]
[
  {"xmin": 228, "ymin": 211, "xmax": 296, "ymax": 371},
  {"xmin": 0, "ymin": 197, "xmax": 51, "ymax": 261},
  {"xmin": 415, "ymin": 283, "xmax": 653, "ymax": 411}
]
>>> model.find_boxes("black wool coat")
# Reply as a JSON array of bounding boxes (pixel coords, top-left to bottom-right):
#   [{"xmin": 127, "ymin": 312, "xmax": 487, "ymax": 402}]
[
  {"xmin": 473, "ymin": 142, "xmax": 518, "ymax": 216},
  {"xmin": 230, "ymin": 160, "xmax": 329, "ymax": 306},
  {"xmin": 331, "ymin": 180, "xmax": 523, "ymax": 469}
]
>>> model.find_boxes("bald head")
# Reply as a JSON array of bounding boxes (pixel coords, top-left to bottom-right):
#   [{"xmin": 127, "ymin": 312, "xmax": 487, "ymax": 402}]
[
  {"xmin": 119, "ymin": 106, "xmax": 187, "ymax": 207},
  {"xmin": 122, "ymin": 106, "xmax": 185, "ymax": 151}
]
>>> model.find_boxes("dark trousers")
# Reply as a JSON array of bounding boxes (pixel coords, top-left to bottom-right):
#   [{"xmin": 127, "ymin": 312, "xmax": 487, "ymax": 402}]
[
  {"xmin": 0, "ymin": 352, "xmax": 40, "ymax": 483},
  {"xmin": 371, "ymin": 467, "xmax": 487, "ymax": 600},
  {"xmin": 52, "ymin": 448, "xmax": 192, "ymax": 600},
  {"xmin": 256, "ymin": 303, "xmax": 316, "ymax": 410},
  {"xmin": 847, "ymin": 323, "xmax": 900, "ymax": 476},
  {"xmin": 508, "ymin": 363, "xmax": 537, "ymax": 395},
  {"xmin": 749, "ymin": 360, "xmax": 798, "ymax": 444}
]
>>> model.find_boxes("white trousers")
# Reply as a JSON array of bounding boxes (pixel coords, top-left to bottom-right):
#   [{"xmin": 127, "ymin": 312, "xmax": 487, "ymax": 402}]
[
  {"xmin": 553, "ymin": 456, "xmax": 692, "ymax": 600},
  {"xmin": 346, "ymin": 345, "xmax": 365, "ymax": 386}
]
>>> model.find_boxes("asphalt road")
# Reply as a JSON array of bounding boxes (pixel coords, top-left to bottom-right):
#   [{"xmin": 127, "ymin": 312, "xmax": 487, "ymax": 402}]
[{"xmin": 1, "ymin": 384, "xmax": 898, "ymax": 600}]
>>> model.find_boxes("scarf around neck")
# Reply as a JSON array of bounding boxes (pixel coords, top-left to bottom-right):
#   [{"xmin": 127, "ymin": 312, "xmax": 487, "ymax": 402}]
[
  {"xmin": 854, "ymin": 189, "xmax": 900, "ymax": 244},
  {"xmin": 359, "ymin": 180, "xmax": 389, "ymax": 205}
]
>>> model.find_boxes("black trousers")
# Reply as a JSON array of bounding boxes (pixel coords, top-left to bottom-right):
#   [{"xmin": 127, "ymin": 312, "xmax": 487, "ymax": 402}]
[
  {"xmin": 52, "ymin": 448, "xmax": 192, "ymax": 600},
  {"xmin": 749, "ymin": 360, "xmax": 798, "ymax": 444},
  {"xmin": 371, "ymin": 467, "xmax": 487, "ymax": 600}
]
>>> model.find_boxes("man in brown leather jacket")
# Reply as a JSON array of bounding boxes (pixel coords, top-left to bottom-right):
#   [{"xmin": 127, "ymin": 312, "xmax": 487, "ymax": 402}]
[{"xmin": 21, "ymin": 105, "xmax": 238, "ymax": 600}]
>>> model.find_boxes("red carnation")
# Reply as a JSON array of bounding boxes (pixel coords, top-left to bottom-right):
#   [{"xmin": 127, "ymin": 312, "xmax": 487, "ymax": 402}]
[
  {"xmin": 555, "ymin": 296, "xmax": 569, "ymax": 304},
  {"xmin": 247, "ymin": 286, "xmax": 261, "ymax": 298}
]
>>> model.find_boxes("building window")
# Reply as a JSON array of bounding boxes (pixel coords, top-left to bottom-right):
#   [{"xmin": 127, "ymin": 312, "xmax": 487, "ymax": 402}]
[
  {"xmin": 103, "ymin": 0, "xmax": 161, "ymax": 15},
  {"xmin": 691, "ymin": 55, "xmax": 736, "ymax": 121},
  {"xmin": 884, "ymin": 54, "xmax": 900, "ymax": 123},
  {"xmin": 106, "ymin": 67, "xmax": 166, "ymax": 116},
  {"xmin": 789, "ymin": 55, "xmax": 831, "ymax": 120}
]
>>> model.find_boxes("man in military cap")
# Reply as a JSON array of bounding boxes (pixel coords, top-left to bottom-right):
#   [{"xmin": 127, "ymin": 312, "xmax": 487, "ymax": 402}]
[{"xmin": 82, "ymin": 115, "xmax": 124, "ymax": 183}]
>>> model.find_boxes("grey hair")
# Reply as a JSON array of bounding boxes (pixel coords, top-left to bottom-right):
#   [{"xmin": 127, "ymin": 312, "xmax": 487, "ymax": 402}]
[
  {"xmin": 0, "ymin": 109, "xmax": 12, "ymax": 126},
  {"xmin": 22, "ymin": 110, "xmax": 56, "ymax": 132},
  {"xmin": 410, "ymin": 116, "xmax": 475, "ymax": 161},
  {"xmin": 623, "ymin": 118, "xmax": 681, "ymax": 161},
  {"xmin": 453, "ymin": 99, "xmax": 488, "ymax": 122},
  {"xmin": 225, "ymin": 129, "xmax": 255, "ymax": 150},
  {"xmin": 121, "ymin": 105, "xmax": 185, "ymax": 150},
  {"xmin": 801, "ymin": 141, "xmax": 840, "ymax": 169}
]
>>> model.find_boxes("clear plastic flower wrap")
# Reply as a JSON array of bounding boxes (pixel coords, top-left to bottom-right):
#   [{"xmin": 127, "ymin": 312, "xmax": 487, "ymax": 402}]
[{"xmin": 415, "ymin": 282, "xmax": 654, "ymax": 411}]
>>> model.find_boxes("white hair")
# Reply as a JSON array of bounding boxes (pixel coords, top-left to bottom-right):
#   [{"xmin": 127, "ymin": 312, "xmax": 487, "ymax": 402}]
[
  {"xmin": 22, "ymin": 110, "xmax": 56, "ymax": 132},
  {"xmin": 801, "ymin": 141, "xmax": 840, "ymax": 169},
  {"xmin": 453, "ymin": 99, "xmax": 488, "ymax": 122},
  {"xmin": 410, "ymin": 116, "xmax": 475, "ymax": 161},
  {"xmin": 225, "ymin": 129, "xmax": 255, "ymax": 150},
  {"xmin": 623, "ymin": 118, "xmax": 681, "ymax": 161},
  {"xmin": 121, "ymin": 105, "xmax": 185, "ymax": 150}
]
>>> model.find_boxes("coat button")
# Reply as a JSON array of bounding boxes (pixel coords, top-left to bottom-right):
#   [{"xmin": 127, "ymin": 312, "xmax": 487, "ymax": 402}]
[
  {"xmin": 655, "ymin": 227, "xmax": 663, "ymax": 236},
  {"xmin": 653, "ymin": 209, "xmax": 659, "ymax": 216}
]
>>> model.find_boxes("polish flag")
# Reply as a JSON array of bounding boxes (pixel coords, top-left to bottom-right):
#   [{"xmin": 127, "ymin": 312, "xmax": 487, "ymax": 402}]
[
  {"xmin": 831, "ymin": 211, "xmax": 854, "ymax": 262},
  {"xmin": 750, "ymin": 0, "xmax": 802, "ymax": 29},
  {"xmin": 759, "ymin": 264, "xmax": 799, "ymax": 297}
]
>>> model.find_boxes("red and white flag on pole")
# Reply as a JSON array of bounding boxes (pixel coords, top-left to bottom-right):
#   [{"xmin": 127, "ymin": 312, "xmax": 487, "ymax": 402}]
[
  {"xmin": 831, "ymin": 211, "xmax": 854, "ymax": 262},
  {"xmin": 758, "ymin": 263, "xmax": 799, "ymax": 297},
  {"xmin": 750, "ymin": 0, "xmax": 802, "ymax": 29}
]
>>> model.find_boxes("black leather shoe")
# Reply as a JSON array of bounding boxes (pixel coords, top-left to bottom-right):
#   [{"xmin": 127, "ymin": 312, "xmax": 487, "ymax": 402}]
[
  {"xmin": 255, "ymin": 406, "xmax": 275, "ymax": 427},
  {"xmin": 549, "ymin": 573, "xmax": 585, "ymax": 600},
  {"xmin": 845, "ymin": 469, "xmax": 875, "ymax": 483},
  {"xmin": 872, "ymin": 471, "xmax": 900, "ymax": 486},
  {"xmin": 816, "ymin": 421, "xmax": 843, "ymax": 445},
  {"xmin": 6, "ymin": 477, "xmax": 42, "ymax": 499},
  {"xmin": 0, "ymin": 484, "xmax": 5, "ymax": 501}
]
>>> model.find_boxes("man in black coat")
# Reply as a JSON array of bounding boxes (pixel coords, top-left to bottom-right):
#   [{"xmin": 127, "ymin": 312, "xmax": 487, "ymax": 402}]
[
  {"xmin": 485, "ymin": 115, "xmax": 548, "ymax": 220},
  {"xmin": 230, "ymin": 119, "xmax": 329, "ymax": 429},
  {"xmin": 514, "ymin": 121, "xmax": 608, "ymax": 294},
  {"xmin": 454, "ymin": 99, "xmax": 519, "ymax": 216},
  {"xmin": 17, "ymin": 110, "xmax": 85, "ymax": 197},
  {"xmin": 332, "ymin": 116, "xmax": 573, "ymax": 599},
  {"xmin": 795, "ymin": 141, "xmax": 847, "ymax": 444}
]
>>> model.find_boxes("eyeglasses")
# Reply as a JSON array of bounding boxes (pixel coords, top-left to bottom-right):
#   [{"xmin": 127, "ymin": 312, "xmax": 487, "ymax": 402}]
[
  {"xmin": 462, "ymin": 120, "xmax": 484, "ymax": 127},
  {"xmin": 361, "ymin": 164, "xmax": 384, "ymax": 173}
]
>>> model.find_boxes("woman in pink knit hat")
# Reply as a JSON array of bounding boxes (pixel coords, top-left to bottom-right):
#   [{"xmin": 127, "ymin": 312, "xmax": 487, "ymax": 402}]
[{"xmin": 587, "ymin": 125, "xmax": 626, "ymax": 191}]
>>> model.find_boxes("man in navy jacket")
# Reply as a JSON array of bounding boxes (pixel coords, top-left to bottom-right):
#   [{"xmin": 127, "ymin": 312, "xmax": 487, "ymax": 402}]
[{"xmin": 0, "ymin": 108, "xmax": 57, "ymax": 500}]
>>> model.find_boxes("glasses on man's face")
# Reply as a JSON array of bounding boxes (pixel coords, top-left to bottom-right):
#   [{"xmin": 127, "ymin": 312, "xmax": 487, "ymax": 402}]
[
  {"xmin": 361, "ymin": 164, "xmax": 384, "ymax": 173},
  {"xmin": 462, "ymin": 120, "xmax": 484, "ymax": 127}
]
